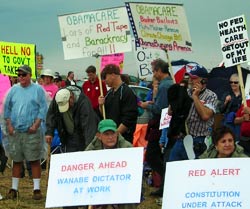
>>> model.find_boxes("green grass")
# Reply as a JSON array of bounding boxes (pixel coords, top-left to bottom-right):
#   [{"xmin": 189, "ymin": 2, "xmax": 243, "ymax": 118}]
[{"xmin": 0, "ymin": 164, "xmax": 161, "ymax": 209}]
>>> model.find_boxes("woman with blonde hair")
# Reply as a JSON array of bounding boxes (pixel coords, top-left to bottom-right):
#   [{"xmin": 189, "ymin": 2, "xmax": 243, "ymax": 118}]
[{"xmin": 218, "ymin": 73, "xmax": 242, "ymax": 140}]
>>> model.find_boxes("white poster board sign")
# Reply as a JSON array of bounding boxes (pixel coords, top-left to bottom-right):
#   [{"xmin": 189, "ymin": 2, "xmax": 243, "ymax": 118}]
[
  {"xmin": 134, "ymin": 44, "xmax": 167, "ymax": 80},
  {"xmin": 163, "ymin": 158, "xmax": 250, "ymax": 209},
  {"xmin": 125, "ymin": 2, "xmax": 192, "ymax": 51},
  {"xmin": 159, "ymin": 107, "xmax": 172, "ymax": 129},
  {"xmin": 45, "ymin": 147, "xmax": 143, "ymax": 208},
  {"xmin": 218, "ymin": 15, "xmax": 250, "ymax": 67},
  {"xmin": 58, "ymin": 7, "xmax": 132, "ymax": 60}
]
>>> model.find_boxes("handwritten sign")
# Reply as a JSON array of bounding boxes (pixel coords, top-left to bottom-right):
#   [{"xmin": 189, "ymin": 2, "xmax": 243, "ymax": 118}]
[
  {"xmin": 125, "ymin": 2, "xmax": 192, "ymax": 51},
  {"xmin": 45, "ymin": 147, "xmax": 143, "ymax": 208},
  {"xmin": 160, "ymin": 108, "xmax": 172, "ymax": 129},
  {"xmin": 163, "ymin": 158, "xmax": 250, "ymax": 208},
  {"xmin": 0, "ymin": 74, "xmax": 11, "ymax": 114},
  {"xmin": 0, "ymin": 41, "xmax": 36, "ymax": 78},
  {"xmin": 218, "ymin": 15, "xmax": 250, "ymax": 67},
  {"xmin": 134, "ymin": 44, "xmax": 167, "ymax": 80},
  {"xmin": 100, "ymin": 53, "xmax": 124, "ymax": 73},
  {"xmin": 58, "ymin": 7, "xmax": 132, "ymax": 60}
]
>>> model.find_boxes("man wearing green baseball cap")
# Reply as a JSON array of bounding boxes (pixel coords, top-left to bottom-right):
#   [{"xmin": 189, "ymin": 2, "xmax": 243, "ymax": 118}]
[
  {"xmin": 86, "ymin": 119, "xmax": 133, "ymax": 150},
  {"xmin": 85, "ymin": 119, "xmax": 137, "ymax": 209}
]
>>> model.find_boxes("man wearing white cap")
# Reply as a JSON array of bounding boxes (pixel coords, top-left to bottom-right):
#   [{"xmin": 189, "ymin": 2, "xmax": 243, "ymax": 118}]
[
  {"xmin": 45, "ymin": 86, "xmax": 99, "ymax": 153},
  {"xmin": 46, "ymin": 86, "xmax": 98, "ymax": 209}
]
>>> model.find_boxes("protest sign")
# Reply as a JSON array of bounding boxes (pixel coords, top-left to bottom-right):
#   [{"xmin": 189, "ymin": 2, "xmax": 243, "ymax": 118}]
[
  {"xmin": 159, "ymin": 108, "xmax": 172, "ymax": 130},
  {"xmin": 125, "ymin": 2, "xmax": 192, "ymax": 52},
  {"xmin": 134, "ymin": 44, "xmax": 167, "ymax": 80},
  {"xmin": 45, "ymin": 147, "xmax": 143, "ymax": 208},
  {"xmin": 100, "ymin": 53, "xmax": 124, "ymax": 73},
  {"xmin": 218, "ymin": 15, "xmax": 250, "ymax": 67},
  {"xmin": 0, "ymin": 41, "xmax": 36, "ymax": 79},
  {"xmin": 58, "ymin": 7, "xmax": 132, "ymax": 60},
  {"xmin": 163, "ymin": 158, "xmax": 250, "ymax": 208},
  {"xmin": 0, "ymin": 74, "xmax": 11, "ymax": 114}
]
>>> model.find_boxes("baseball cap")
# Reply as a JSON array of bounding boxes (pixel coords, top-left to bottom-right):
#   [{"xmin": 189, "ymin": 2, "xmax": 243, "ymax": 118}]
[
  {"xmin": 98, "ymin": 119, "xmax": 117, "ymax": 133},
  {"xmin": 186, "ymin": 63, "xmax": 208, "ymax": 78},
  {"xmin": 55, "ymin": 89, "xmax": 70, "ymax": 113},
  {"xmin": 16, "ymin": 65, "xmax": 31, "ymax": 74}
]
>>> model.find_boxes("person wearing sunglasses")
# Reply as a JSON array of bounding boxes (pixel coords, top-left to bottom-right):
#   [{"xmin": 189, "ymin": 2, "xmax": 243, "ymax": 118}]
[
  {"xmin": 4, "ymin": 65, "xmax": 47, "ymax": 200},
  {"xmin": 218, "ymin": 73, "xmax": 242, "ymax": 141}
]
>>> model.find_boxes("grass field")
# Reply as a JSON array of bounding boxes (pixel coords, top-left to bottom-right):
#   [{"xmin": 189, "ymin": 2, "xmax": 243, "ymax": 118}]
[{"xmin": 0, "ymin": 162, "xmax": 161, "ymax": 209}]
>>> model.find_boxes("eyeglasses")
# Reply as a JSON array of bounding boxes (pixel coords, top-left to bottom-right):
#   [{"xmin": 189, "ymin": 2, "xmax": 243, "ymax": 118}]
[
  {"xmin": 17, "ymin": 73, "xmax": 28, "ymax": 77},
  {"xmin": 229, "ymin": 81, "xmax": 239, "ymax": 84}
]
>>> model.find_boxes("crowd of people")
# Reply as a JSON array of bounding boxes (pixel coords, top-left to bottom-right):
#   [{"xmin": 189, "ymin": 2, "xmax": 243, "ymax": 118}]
[{"xmin": 0, "ymin": 59, "xmax": 249, "ymax": 208}]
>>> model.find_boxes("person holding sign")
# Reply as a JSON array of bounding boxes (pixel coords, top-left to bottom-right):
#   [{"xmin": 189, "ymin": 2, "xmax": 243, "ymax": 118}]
[
  {"xmin": 218, "ymin": 73, "xmax": 242, "ymax": 140},
  {"xmin": 85, "ymin": 119, "xmax": 137, "ymax": 209},
  {"xmin": 199, "ymin": 126, "xmax": 247, "ymax": 158},
  {"xmin": 98, "ymin": 64, "xmax": 138, "ymax": 143},
  {"xmin": 139, "ymin": 59, "xmax": 173, "ymax": 197},
  {"xmin": 45, "ymin": 86, "xmax": 99, "ymax": 209},
  {"xmin": 234, "ymin": 99, "xmax": 250, "ymax": 156},
  {"xmin": 4, "ymin": 65, "xmax": 47, "ymax": 200}
]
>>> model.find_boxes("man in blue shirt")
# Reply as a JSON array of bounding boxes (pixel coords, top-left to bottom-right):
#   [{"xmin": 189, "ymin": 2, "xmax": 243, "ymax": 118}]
[
  {"xmin": 140, "ymin": 59, "xmax": 173, "ymax": 197},
  {"xmin": 4, "ymin": 65, "xmax": 47, "ymax": 200}
]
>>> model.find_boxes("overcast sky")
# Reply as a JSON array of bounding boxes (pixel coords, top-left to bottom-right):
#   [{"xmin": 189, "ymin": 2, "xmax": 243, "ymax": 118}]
[{"xmin": 1, "ymin": 0, "xmax": 249, "ymax": 79}]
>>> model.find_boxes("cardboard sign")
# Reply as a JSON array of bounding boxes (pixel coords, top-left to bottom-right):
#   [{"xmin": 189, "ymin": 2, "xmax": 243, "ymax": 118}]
[
  {"xmin": 0, "ymin": 41, "xmax": 36, "ymax": 78},
  {"xmin": 160, "ymin": 108, "xmax": 172, "ymax": 129},
  {"xmin": 125, "ymin": 2, "xmax": 192, "ymax": 51},
  {"xmin": 100, "ymin": 53, "xmax": 124, "ymax": 73},
  {"xmin": 58, "ymin": 7, "xmax": 132, "ymax": 60},
  {"xmin": 163, "ymin": 158, "xmax": 250, "ymax": 208},
  {"xmin": 45, "ymin": 147, "xmax": 143, "ymax": 208},
  {"xmin": 134, "ymin": 44, "xmax": 167, "ymax": 80},
  {"xmin": 218, "ymin": 15, "xmax": 250, "ymax": 67}
]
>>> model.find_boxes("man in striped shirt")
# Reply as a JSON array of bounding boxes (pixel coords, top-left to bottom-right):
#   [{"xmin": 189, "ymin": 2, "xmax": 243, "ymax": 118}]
[{"xmin": 169, "ymin": 64, "xmax": 217, "ymax": 160}]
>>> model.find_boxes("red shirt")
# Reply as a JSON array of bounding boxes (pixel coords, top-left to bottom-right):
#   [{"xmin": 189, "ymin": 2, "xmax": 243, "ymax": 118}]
[
  {"xmin": 82, "ymin": 78, "xmax": 107, "ymax": 110},
  {"xmin": 236, "ymin": 100, "xmax": 250, "ymax": 137}
]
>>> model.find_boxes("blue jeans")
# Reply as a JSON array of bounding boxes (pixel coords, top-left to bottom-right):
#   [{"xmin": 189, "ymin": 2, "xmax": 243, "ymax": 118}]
[
  {"xmin": 168, "ymin": 136, "xmax": 206, "ymax": 161},
  {"xmin": 168, "ymin": 139, "xmax": 188, "ymax": 162}
]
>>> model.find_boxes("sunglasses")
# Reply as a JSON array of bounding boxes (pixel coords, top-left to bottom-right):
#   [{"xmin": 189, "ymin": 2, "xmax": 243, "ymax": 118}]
[
  {"xmin": 17, "ymin": 73, "xmax": 28, "ymax": 77},
  {"xmin": 229, "ymin": 81, "xmax": 239, "ymax": 84}
]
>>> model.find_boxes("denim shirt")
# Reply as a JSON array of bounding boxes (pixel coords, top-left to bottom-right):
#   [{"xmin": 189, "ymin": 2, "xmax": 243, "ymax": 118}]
[{"xmin": 147, "ymin": 76, "xmax": 173, "ymax": 118}]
